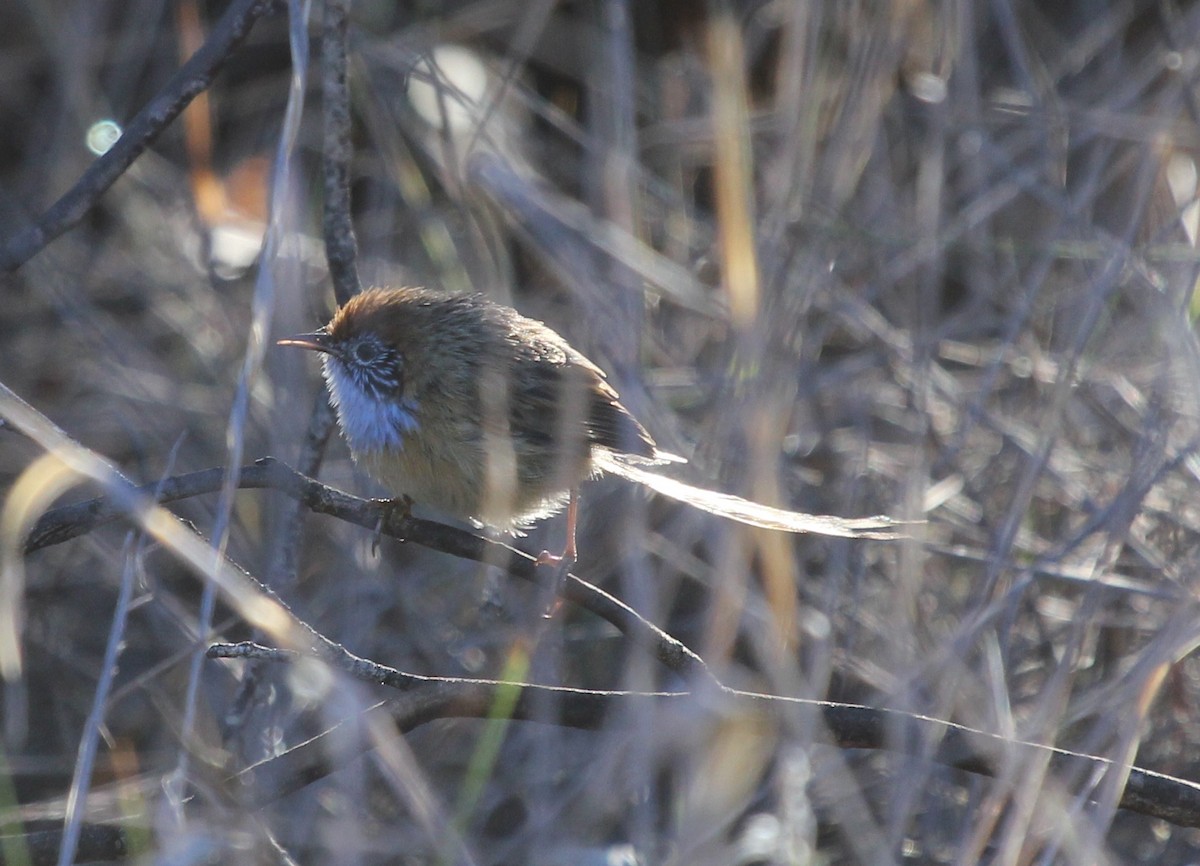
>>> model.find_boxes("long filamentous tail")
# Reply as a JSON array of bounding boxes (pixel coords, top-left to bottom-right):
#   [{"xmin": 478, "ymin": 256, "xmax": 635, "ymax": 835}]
[{"xmin": 594, "ymin": 451, "xmax": 916, "ymax": 540}]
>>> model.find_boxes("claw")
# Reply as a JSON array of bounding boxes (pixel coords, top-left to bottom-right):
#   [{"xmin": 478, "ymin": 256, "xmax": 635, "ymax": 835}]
[
  {"xmin": 535, "ymin": 490, "xmax": 578, "ymax": 618},
  {"xmin": 534, "ymin": 489, "xmax": 578, "ymax": 567},
  {"xmin": 371, "ymin": 494, "xmax": 413, "ymax": 554}
]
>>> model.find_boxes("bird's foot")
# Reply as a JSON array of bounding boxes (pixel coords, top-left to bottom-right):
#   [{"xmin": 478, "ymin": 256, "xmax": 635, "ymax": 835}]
[
  {"xmin": 371, "ymin": 494, "xmax": 414, "ymax": 554},
  {"xmin": 534, "ymin": 549, "xmax": 575, "ymax": 568},
  {"xmin": 534, "ymin": 549, "xmax": 575, "ymax": 619}
]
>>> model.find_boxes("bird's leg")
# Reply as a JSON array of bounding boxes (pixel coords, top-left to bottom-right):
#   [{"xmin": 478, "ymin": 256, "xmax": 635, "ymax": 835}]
[
  {"xmin": 535, "ymin": 489, "xmax": 578, "ymax": 619},
  {"xmin": 371, "ymin": 494, "xmax": 413, "ymax": 555},
  {"xmin": 535, "ymin": 488, "xmax": 578, "ymax": 567}
]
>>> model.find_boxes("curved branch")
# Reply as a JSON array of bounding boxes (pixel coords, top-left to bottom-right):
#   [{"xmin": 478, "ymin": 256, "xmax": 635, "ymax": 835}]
[
  {"xmin": 28, "ymin": 458, "xmax": 713, "ymax": 683},
  {"xmin": 222, "ymin": 660, "xmax": 1200, "ymax": 830},
  {"xmin": 0, "ymin": 0, "xmax": 283, "ymax": 272}
]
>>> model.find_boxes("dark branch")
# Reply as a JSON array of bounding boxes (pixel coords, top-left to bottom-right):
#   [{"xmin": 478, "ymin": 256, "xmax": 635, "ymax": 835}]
[
  {"xmin": 5, "ymin": 821, "xmax": 129, "ymax": 866},
  {"xmin": 0, "ymin": 0, "xmax": 283, "ymax": 272},
  {"xmin": 816, "ymin": 700, "xmax": 1200, "ymax": 831},
  {"xmin": 264, "ymin": 394, "xmax": 336, "ymax": 589},
  {"xmin": 233, "ymin": 683, "xmax": 679, "ymax": 805},
  {"xmin": 321, "ymin": 0, "xmax": 359, "ymax": 304},
  {"xmin": 224, "ymin": 669, "xmax": 1200, "ymax": 830},
  {"xmin": 27, "ymin": 458, "xmax": 713, "ymax": 683}
]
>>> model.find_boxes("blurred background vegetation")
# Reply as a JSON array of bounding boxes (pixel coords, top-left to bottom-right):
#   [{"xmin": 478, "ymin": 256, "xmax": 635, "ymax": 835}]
[{"xmin": 5, "ymin": 0, "xmax": 1200, "ymax": 863}]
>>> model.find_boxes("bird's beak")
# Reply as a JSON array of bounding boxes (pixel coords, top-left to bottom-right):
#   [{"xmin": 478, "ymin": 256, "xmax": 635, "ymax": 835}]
[{"xmin": 277, "ymin": 330, "xmax": 335, "ymax": 355}]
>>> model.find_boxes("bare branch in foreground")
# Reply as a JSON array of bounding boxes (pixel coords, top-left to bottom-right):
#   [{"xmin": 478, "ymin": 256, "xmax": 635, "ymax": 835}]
[
  {"xmin": 212, "ymin": 644, "xmax": 1200, "ymax": 830},
  {"xmin": 26, "ymin": 458, "xmax": 713, "ymax": 683},
  {"xmin": 24, "ymin": 458, "xmax": 1200, "ymax": 831},
  {"xmin": 0, "ymin": 0, "xmax": 283, "ymax": 272}
]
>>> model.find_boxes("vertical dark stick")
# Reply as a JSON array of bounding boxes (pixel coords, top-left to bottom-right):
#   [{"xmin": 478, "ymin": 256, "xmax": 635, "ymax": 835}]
[
  {"xmin": 265, "ymin": 394, "xmax": 336, "ymax": 588},
  {"xmin": 322, "ymin": 0, "xmax": 359, "ymax": 305},
  {"xmin": 265, "ymin": 0, "xmax": 359, "ymax": 586}
]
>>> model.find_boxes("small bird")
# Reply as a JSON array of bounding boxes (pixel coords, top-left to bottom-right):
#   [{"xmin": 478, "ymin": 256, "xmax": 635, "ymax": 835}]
[{"xmin": 279, "ymin": 287, "xmax": 906, "ymax": 562}]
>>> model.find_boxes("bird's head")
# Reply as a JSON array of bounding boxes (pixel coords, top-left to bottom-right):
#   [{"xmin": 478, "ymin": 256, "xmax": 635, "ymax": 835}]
[{"xmin": 279, "ymin": 291, "xmax": 423, "ymax": 450}]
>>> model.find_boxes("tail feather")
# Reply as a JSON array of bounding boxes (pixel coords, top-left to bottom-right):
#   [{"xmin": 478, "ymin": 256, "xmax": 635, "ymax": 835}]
[{"xmin": 594, "ymin": 452, "xmax": 916, "ymax": 540}]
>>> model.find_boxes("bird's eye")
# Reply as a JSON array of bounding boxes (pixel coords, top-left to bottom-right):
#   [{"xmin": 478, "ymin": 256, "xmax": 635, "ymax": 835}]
[{"xmin": 353, "ymin": 341, "xmax": 380, "ymax": 363}]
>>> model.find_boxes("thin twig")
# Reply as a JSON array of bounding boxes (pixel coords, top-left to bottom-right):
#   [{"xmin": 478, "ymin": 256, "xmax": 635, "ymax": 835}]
[{"xmin": 56, "ymin": 540, "xmax": 139, "ymax": 866}]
